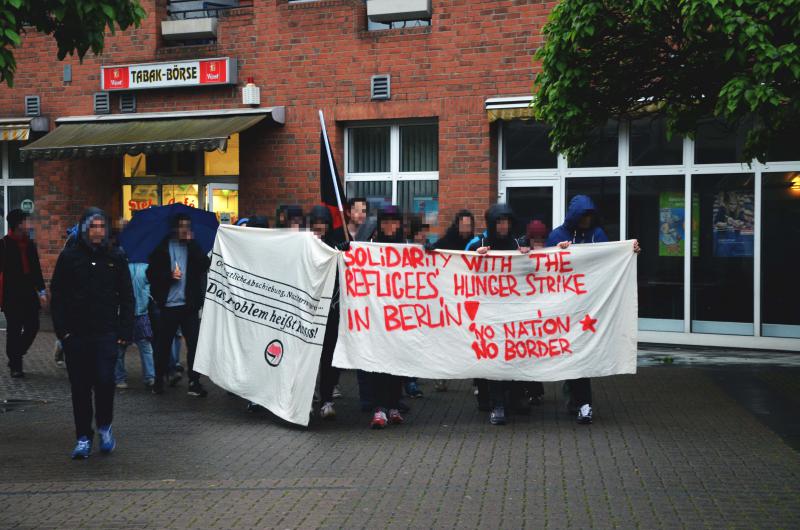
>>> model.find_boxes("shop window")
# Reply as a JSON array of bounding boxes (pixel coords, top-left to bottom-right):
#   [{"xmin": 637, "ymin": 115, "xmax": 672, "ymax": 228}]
[
  {"xmin": 7, "ymin": 142, "xmax": 33, "ymax": 179},
  {"xmin": 568, "ymin": 120, "xmax": 618, "ymax": 168},
  {"xmin": 694, "ymin": 117, "xmax": 751, "ymax": 164},
  {"xmin": 564, "ymin": 177, "xmax": 620, "ymax": 241},
  {"xmin": 629, "ymin": 116, "xmax": 682, "ymax": 166},
  {"xmin": 761, "ymin": 172, "xmax": 800, "ymax": 337},
  {"xmin": 690, "ymin": 173, "xmax": 754, "ymax": 334},
  {"xmin": 627, "ymin": 175, "xmax": 686, "ymax": 329},
  {"xmin": 345, "ymin": 121, "xmax": 439, "ymax": 226},
  {"xmin": 123, "ymin": 184, "xmax": 159, "ymax": 217},
  {"xmin": 502, "ymin": 121, "xmax": 557, "ymax": 170},
  {"xmin": 205, "ymin": 133, "xmax": 240, "ymax": 176}
]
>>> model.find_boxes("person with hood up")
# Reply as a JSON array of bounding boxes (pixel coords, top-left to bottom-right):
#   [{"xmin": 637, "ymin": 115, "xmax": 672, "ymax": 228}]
[
  {"xmin": 147, "ymin": 213, "xmax": 211, "ymax": 397},
  {"xmin": 1, "ymin": 209, "xmax": 47, "ymax": 378},
  {"xmin": 114, "ymin": 262, "xmax": 156, "ymax": 389},
  {"xmin": 546, "ymin": 194, "xmax": 640, "ymax": 424},
  {"xmin": 50, "ymin": 207, "xmax": 134, "ymax": 459},
  {"xmin": 467, "ymin": 204, "xmax": 531, "ymax": 425},
  {"xmin": 307, "ymin": 206, "xmax": 345, "ymax": 419},
  {"xmin": 367, "ymin": 205, "xmax": 407, "ymax": 429}
]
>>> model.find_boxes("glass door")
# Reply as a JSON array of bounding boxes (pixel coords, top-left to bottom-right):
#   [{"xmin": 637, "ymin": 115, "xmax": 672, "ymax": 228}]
[
  {"xmin": 498, "ymin": 179, "xmax": 562, "ymax": 245},
  {"xmin": 207, "ymin": 183, "xmax": 239, "ymax": 225}
]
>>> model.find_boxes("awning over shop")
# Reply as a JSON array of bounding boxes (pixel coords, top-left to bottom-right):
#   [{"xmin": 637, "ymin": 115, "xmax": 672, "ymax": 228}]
[
  {"xmin": 485, "ymin": 96, "xmax": 535, "ymax": 122},
  {"xmin": 20, "ymin": 108, "xmax": 284, "ymax": 161},
  {"xmin": 0, "ymin": 118, "xmax": 32, "ymax": 141}
]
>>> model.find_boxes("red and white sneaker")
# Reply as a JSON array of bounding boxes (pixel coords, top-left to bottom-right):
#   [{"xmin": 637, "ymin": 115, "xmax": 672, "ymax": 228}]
[
  {"xmin": 388, "ymin": 408, "xmax": 405, "ymax": 425},
  {"xmin": 370, "ymin": 409, "xmax": 388, "ymax": 429}
]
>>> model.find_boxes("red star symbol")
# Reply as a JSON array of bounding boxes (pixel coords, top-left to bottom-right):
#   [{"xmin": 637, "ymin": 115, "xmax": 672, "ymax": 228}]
[{"xmin": 580, "ymin": 314, "xmax": 597, "ymax": 333}]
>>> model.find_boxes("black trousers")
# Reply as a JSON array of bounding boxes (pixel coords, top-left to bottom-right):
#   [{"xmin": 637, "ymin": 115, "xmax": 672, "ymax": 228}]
[
  {"xmin": 154, "ymin": 305, "xmax": 200, "ymax": 384},
  {"xmin": 64, "ymin": 334, "xmax": 117, "ymax": 439},
  {"xmin": 4, "ymin": 303, "xmax": 39, "ymax": 372},
  {"xmin": 488, "ymin": 380, "xmax": 526, "ymax": 408},
  {"xmin": 318, "ymin": 306, "xmax": 340, "ymax": 404},
  {"xmin": 370, "ymin": 372, "xmax": 403, "ymax": 410},
  {"xmin": 567, "ymin": 378, "xmax": 592, "ymax": 407}
]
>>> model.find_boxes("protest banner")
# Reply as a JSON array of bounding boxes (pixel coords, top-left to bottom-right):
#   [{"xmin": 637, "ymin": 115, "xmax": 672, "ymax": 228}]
[
  {"xmin": 194, "ymin": 226, "xmax": 338, "ymax": 426},
  {"xmin": 333, "ymin": 241, "xmax": 638, "ymax": 381}
]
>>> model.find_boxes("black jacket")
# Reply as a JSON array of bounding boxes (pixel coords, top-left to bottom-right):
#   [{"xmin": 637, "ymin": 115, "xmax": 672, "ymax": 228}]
[
  {"xmin": 147, "ymin": 238, "xmax": 210, "ymax": 310},
  {"xmin": 466, "ymin": 204, "xmax": 527, "ymax": 251},
  {"xmin": 0, "ymin": 235, "xmax": 46, "ymax": 312},
  {"xmin": 50, "ymin": 214, "xmax": 134, "ymax": 342}
]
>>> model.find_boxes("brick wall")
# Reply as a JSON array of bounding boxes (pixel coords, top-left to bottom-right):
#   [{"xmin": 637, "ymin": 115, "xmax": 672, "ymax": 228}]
[{"xmin": 0, "ymin": 0, "xmax": 553, "ymax": 276}]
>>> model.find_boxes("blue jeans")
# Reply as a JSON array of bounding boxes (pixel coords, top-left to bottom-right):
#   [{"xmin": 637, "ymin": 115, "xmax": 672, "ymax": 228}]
[
  {"xmin": 168, "ymin": 332, "xmax": 183, "ymax": 374},
  {"xmin": 115, "ymin": 339, "xmax": 155, "ymax": 384}
]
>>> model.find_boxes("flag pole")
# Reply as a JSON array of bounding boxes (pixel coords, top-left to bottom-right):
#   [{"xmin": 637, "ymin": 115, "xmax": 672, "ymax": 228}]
[{"xmin": 318, "ymin": 109, "xmax": 350, "ymax": 241}]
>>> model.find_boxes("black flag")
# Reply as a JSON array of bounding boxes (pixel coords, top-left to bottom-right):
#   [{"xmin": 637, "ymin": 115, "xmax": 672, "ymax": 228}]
[{"xmin": 319, "ymin": 113, "xmax": 347, "ymax": 242}]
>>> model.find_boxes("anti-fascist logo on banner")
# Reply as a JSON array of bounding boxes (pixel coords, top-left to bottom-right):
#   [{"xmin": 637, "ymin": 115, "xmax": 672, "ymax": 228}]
[{"xmin": 264, "ymin": 340, "xmax": 284, "ymax": 367}]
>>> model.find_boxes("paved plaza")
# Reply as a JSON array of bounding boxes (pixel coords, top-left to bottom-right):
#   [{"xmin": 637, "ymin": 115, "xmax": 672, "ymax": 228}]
[{"xmin": 1, "ymin": 331, "xmax": 799, "ymax": 529}]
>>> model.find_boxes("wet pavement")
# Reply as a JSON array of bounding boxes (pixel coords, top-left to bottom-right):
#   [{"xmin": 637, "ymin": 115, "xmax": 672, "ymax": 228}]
[{"xmin": 1, "ymin": 331, "xmax": 799, "ymax": 529}]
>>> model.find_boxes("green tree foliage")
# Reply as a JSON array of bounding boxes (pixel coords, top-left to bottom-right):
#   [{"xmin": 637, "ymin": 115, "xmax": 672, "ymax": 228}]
[
  {"xmin": 0, "ymin": 0, "xmax": 147, "ymax": 86},
  {"xmin": 533, "ymin": 0, "xmax": 800, "ymax": 163}
]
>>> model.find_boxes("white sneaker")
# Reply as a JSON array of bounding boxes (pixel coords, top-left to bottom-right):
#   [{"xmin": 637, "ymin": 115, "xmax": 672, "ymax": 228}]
[
  {"xmin": 332, "ymin": 385, "xmax": 343, "ymax": 399},
  {"xmin": 115, "ymin": 382, "xmax": 129, "ymax": 389},
  {"xmin": 320, "ymin": 401, "xmax": 336, "ymax": 419},
  {"xmin": 577, "ymin": 403, "xmax": 593, "ymax": 424}
]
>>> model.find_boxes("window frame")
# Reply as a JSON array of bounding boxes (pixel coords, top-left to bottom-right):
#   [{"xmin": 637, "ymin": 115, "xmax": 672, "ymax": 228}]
[
  {"xmin": 1, "ymin": 142, "xmax": 36, "ymax": 233},
  {"xmin": 344, "ymin": 120, "xmax": 439, "ymax": 206}
]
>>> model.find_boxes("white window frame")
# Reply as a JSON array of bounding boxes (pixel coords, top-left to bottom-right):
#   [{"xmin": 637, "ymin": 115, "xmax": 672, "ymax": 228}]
[
  {"xmin": 1, "ymin": 142, "xmax": 36, "ymax": 233},
  {"xmin": 497, "ymin": 119, "xmax": 800, "ymax": 352},
  {"xmin": 344, "ymin": 120, "xmax": 439, "ymax": 206}
]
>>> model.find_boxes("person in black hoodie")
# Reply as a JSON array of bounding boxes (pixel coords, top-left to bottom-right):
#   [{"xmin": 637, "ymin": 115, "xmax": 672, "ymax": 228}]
[
  {"xmin": 1, "ymin": 209, "xmax": 47, "ymax": 378},
  {"xmin": 367, "ymin": 206, "xmax": 407, "ymax": 429},
  {"xmin": 466, "ymin": 204, "xmax": 530, "ymax": 425},
  {"xmin": 147, "ymin": 213, "xmax": 211, "ymax": 397},
  {"xmin": 307, "ymin": 206, "xmax": 345, "ymax": 420},
  {"xmin": 51, "ymin": 207, "xmax": 134, "ymax": 459}
]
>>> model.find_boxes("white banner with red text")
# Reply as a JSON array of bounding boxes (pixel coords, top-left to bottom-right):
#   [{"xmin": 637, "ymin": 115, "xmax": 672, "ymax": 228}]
[
  {"xmin": 194, "ymin": 226, "xmax": 338, "ymax": 426},
  {"xmin": 333, "ymin": 241, "xmax": 638, "ymax": 381}
]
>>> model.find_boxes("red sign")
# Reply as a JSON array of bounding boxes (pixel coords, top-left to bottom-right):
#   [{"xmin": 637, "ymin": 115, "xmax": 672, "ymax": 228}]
[
  {"xmin": 200, "ymin": 59, "xmax": 227, "ymax": 84},
  {"xmin": 104, "ymin": 67, "xmax": 130, "ymax": 90}
]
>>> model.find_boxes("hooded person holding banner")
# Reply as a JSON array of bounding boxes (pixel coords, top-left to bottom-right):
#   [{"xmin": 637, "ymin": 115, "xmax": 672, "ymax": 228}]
[
  {"xmin": 467, "ymin": 204, "xmax": 531, "ymax": 425},
  {"xmin": 367, "ymin": 205, "xmax": 407, "ymax": 429},
  {"xmin": 308, "ymin": 205, "xmax": 345, "ymax": 420}
]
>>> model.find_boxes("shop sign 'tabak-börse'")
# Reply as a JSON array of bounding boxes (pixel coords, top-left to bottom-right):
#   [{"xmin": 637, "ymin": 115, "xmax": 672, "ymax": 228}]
[{"xmin": 101, "ymin": 57, "xmax": 237, "ymax": 91}]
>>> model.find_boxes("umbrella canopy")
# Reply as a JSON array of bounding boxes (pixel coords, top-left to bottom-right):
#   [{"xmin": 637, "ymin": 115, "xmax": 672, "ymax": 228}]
[{"xmin": 120, "ymin": 203, "xmax": 219, "ymax": 263}]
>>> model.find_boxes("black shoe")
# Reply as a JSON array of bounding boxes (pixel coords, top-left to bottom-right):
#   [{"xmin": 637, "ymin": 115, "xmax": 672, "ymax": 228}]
[
  {"xmin": 397, "ymin": 399, "xmax": 411, "ymax": 413},
  {"xmin": 576, "ymin": 404, "xmax": 593, "ymax": 425},
  {"xmin": 10, "ymin": 370, "xmax": 25, "ymax": 379},
  {"xmin": 151, "ymin": 381, "xmax": 164, "ymax": 395},
  {"xmin": 489, "ymin": 406, "xmax": 507, "ymax": 425},
  {"xmin": 187, "ymin": 381, "xmax": 208, "ymax": 398},
  {"xmin": 168, "ymin": 373, "xmax": 182, "ymax": 387}
]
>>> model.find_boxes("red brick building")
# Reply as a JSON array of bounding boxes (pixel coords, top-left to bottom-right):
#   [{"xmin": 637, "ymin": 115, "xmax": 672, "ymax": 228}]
[{"xmin": 1, "ymin": 0, "xmax": 798, "ymax": 350}]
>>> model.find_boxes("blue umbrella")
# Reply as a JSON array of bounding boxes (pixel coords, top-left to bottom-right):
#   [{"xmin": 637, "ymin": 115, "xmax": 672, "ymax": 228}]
[{"xmin": 119, "ymin": 203, "xmax": 219, "ymax": 263}]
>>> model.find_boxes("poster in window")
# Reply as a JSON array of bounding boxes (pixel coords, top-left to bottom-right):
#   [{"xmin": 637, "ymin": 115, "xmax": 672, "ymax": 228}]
[
  {"xmin": 712, "ymin": 190, "xmax": 754, "ymax": 257},
  {"xmin": 412, "ymin": 197, "xmax": 439, "ymax": 226},
  {"xmin": 658, "ymin": 193, "xmax": 700, "ymax": 257}
]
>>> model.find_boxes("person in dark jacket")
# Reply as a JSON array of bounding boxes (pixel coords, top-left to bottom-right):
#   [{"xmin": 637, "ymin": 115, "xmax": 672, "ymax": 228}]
[
  {"xmin": 467, "ymin": 204, "xmax": 530, "ymax": 425},
  {"xmin": 368, "ymin": 206, "xmax": 407, "ymax": 429},
  {"xmin": 1, "ymin": 209, "xmax": 47, "ymax": 378},
  {"xmin": 546, "ymin": 195, "xmax": 639, "ymax": 424},
  {"xmin": 428, "ymin": 210, "xmax": 476, "ymax": 392},
  {"xmin": 147, "ymin": 213, "xmax": 211, "ymax": 397},
  {"xmin": 51, "ymin": 207, "xmax": 134, "ymax": 459},
  {"xmin": 308, "ymin": 206, "xmax": 344, "ymax": 419}
]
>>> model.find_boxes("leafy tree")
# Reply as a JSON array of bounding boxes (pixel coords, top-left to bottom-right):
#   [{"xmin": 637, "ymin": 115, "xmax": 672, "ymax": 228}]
[
  {"xmin": 0, "ymin": 0, "xmax": 147, "ymax": 86},
  {"xmin": 533, "ymin": 0, "xmax": 800, "ymax": 163}
]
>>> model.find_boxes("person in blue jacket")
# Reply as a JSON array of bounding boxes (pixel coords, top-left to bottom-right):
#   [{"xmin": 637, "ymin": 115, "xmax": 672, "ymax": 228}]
[{"xmin": 546, "ymin": 195, "xmax": 639, "ymax": 424}]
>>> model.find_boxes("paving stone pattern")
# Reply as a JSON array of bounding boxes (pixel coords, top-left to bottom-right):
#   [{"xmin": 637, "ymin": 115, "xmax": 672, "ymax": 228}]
[{"xmin": 1, "ymin": 332, "xmax": 799, "ymax": 529}]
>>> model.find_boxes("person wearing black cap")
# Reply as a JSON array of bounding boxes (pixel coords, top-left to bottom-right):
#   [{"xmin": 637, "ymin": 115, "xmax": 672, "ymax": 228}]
[
  {"xmin": 147, "ymin": 213, "xmax": 211, "ymax": 397},
  {"xmin": 1, "ymin": 209, "xmax": 47, "ymax": 378},
  {"xmin": 50, "ymin": 207, "xmax": 134, "ymax": 459}
]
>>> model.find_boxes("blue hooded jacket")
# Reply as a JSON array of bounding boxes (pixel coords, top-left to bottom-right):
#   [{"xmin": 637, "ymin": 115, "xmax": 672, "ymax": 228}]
[{"xmin": 546, "ymin": 195, "xmax": 608, "ymax": 247}]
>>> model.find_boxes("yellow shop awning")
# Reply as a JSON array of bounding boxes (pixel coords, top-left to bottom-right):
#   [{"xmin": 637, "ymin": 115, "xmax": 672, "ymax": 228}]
[
  {"xmin": 0, "ymin": 118, "xmax": 32, "ymax": 141},
  {"xmin": 485, "ymin": 96, "xmax": 536, "ymax": 123},
  {"xmin": 20, "ymin": 108, "xmax": 285, "ymax": 161}
]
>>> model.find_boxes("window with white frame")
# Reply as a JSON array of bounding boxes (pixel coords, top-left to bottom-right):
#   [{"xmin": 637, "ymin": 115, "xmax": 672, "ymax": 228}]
[
  {"xmin": 1, "ymin": 142, "xmax": 35, "ymax": 233},
  {"xmin": 498, "ymin": 115, "xmax": 800, "ymax": 346},
  {"xmin": 345, "ymin": 121, "xmax": 439, "ymax": 224}
]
